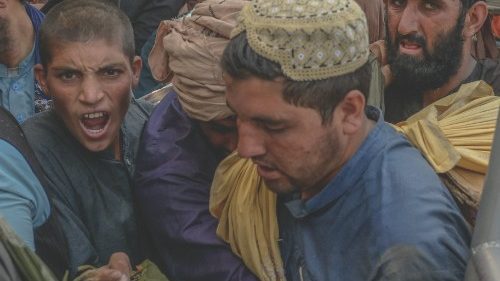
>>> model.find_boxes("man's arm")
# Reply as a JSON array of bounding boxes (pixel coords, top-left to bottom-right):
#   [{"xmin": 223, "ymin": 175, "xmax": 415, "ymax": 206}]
[
  {"xmin": 0, "ymin": 140, "xmax": 50, "ymax": 251},
  {"xmin": 369, "ymin": 245, "xmax": 465, "ymax": 281},
  {"xmin": 135, "ymin": 173, "xmax": 259, "ymax": 281},
  {"xmin": 134, "ymin": 93, "xmax": 258, "ymax": 281}
]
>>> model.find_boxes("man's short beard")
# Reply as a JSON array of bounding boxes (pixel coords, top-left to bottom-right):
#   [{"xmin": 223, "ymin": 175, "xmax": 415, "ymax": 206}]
[
  {"xmin": 0, "ymin": 18, "xmax": 12, "ymax": 54},
  {"xmin": 385, "ymin": 11, "xmax": 466, "ymax": 95}
]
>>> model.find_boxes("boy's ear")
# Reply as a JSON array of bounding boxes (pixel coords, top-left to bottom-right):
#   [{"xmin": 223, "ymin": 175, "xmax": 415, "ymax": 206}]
[
  {"xmin": 131, "ymin": 56, "xmax": 142, "ymax": 88},
  {"xmin": 34, "ymin": 64, "xmax": 49, "ymax": 95}
]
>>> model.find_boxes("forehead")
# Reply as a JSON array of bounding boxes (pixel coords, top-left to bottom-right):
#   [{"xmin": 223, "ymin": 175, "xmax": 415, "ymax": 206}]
[
  {"xmin": 225, "ymin": 76, "xmax": 284, "ymax": 107},
  {"xmin": 225, "ymin": 76, "xmax": 305, "ymax": 121},
  {"xmin": 47, "ymin": 39, "xmax": 129, "ymax": 67},
  {"xmin": 385, "ymin": 0, "xmax": 463, "ymax": 25},
  {"xmin": 386, "ymin": 0, "xmax": 462, "ymax": 10}
]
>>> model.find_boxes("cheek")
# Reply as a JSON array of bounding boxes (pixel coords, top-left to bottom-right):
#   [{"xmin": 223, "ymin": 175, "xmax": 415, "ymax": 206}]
[
  {"xmin": 52, "ymin": 94, "xmax": 76, "ymax": 120},
  {"xmin": 108, "ymin": 81, "xmax": 132, "ymax": 115},
  {"xmin": 266, "ymin": 137, "xmax": 304, "ymax": 166},
  {"xmin": 385, "ymin": 9, "xmax": 402, "ymax": 32},
  {"xmin": 272, "ymin": 133, "xmax": 329, "ymax": 164},
  {"xmin": 387, "ymin": 18, "xmax": 399, "ymax": 35}
]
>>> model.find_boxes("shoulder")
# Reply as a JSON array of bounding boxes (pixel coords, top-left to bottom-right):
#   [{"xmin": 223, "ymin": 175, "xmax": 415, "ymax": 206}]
[
  {"xmin": 21, "ymin": 111, "xmax": 80, "ymax": 172},
  {"xmin": 134, "ymin": 92, "xmax": 217, "ymax": 182},
  {"xmin": 122, "ymin": 98, "xmax": 152, "ymax": 140},
  {"xmin": 0, "ymin": 140, "xmax": 50, "ymax": 226},
  {"xmin": 361, "ymin": 123, "xmax": 468, "ymax": 237},
  {"xmin": 136, "ymin": 92, "xmax": 193, "ymax": 164},
  {"xmin": 127, "ymin": 98, "xmax": 153, "ymax": 121},
  {"xmin": 22, "ymin": 111, "xmax": 65, "ymax": 149},
  {"xmin": 371, "ymin": 123, "xmax": 443, "ymax": 190},
  {"xmin": 141, "ymin": 91, "xmax": 190, "ymax": 144},
  {"xmin": 366, "ymin": 122, "xmax": 436, "ymax": 180},
  {"xmin": 362, "ymin": 144, "xmax": 470, "ymax": 280}
]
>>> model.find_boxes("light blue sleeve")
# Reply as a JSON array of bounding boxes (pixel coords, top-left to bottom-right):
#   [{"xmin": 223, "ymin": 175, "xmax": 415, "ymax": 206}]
[{"xmin": 0, "ymin": 140, "xmax": 50, "ymax": 250}]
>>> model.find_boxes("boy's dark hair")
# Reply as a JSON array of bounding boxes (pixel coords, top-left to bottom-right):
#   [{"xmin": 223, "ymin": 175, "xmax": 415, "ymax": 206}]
[
  {"xmin": 39, "ymin": 0, "xmax": 134, "ymax": 68},
  {"xmin": 221, "ymin": 33, "xmax": 371, "ymax": 123}
]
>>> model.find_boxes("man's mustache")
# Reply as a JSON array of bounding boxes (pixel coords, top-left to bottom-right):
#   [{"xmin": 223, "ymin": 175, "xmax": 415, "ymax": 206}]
[{"xmin": 395, "ymin": 33, "xmax": 427, "ymax": 49}]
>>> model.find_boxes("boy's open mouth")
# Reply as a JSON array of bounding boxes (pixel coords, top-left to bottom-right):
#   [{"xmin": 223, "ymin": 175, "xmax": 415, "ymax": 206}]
[{"xmin": 80, "ymin": 111, "xmax": 110, "ymax": 136}]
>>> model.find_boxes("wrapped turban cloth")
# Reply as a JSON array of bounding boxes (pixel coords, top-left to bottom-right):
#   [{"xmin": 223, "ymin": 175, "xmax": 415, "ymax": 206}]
[{"xmin": 149, "ymin": 0, "xmax": 246, "ymax": 121}]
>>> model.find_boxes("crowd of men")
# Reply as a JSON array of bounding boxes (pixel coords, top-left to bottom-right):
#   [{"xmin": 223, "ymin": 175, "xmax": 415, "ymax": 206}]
[{"xmin": 0, "ymin": 0, "xmax": 499, "ymax": 280}]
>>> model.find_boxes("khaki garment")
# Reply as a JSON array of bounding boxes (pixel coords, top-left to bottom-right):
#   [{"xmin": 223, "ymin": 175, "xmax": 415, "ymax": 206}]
[
  {"xmin": 210, "ymin": 153, "xmax": 285, "ymax": 281},
  {"xmin": 393, "ymin": 81, "xmax": 500, "ymax": 225},
  {"xmin": 148, "ymin": 0, "xmax": 246, "ymax": 122}
]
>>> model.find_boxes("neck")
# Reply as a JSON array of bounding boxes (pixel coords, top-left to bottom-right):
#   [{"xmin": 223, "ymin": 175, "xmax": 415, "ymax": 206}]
[
  {"xmin": 0, "ymin": 4, "xmax": 35, "ymax": 68},
  {"xmin": 421, "ymin": 53, "xmax": 477, "ymax": 107}
]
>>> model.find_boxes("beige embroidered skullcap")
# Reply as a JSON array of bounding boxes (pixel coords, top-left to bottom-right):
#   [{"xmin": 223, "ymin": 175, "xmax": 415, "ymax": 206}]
[{"xmin": 232, "ymin": 0, "xmax": 370, "ymax": 81}]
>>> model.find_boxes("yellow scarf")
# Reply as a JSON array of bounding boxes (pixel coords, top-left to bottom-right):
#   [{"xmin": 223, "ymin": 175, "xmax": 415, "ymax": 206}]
[
  {"xmin": 210, "ymin": 153, "xmax": 285, "ymax": 281},
  {"xmin": 394, "ymin": 80, "xmax": 500, "ymax": 224}
]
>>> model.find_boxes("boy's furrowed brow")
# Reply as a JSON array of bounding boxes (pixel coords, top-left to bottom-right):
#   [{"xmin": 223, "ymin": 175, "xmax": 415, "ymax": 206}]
[
  {"xmin": 50, "ymin": 66, "xmax": 80, "ymax": 73},
  {"xmin": 51, "ymin": 65, "xmax": 78, "ymax": 71}
]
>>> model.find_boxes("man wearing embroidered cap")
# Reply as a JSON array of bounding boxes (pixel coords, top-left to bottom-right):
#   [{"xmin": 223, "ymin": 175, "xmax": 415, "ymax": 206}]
[{"xmin": 222, "ymin": 0, "xmax": 470, "ymax": 280}]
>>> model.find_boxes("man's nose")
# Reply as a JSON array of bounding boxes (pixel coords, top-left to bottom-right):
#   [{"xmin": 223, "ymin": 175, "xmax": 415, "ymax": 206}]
[
  {"xmin": 398, "ymin": 4, "xmax": 420, "ymax": 36},
  {"xmin": 79, "ymin": 76, "xmax": 104, "ymax": 105},
  {"xmin": 236, "ymin": 121, "xmax": 265, "ymax": 159}
]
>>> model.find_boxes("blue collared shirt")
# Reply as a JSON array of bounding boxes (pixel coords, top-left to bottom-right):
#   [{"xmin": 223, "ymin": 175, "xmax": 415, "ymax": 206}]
[
  {"xmin": 278, "ymin": 107, "xmax": 471, "ymax": 281},
  {"xmin": 0, "ymin": 3, "xmax": 49, "ymax": 123},
  {"xmin": 0, "ymin": 47, "xmax": 36, "ymax": 123},
  {"xmin": 0, "ymin": 139, "xmax": 50, "ymax": 250}
]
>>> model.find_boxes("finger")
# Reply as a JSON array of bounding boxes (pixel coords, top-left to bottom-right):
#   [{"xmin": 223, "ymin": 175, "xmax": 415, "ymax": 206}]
[
  {"xmin": 75, "ymin": 268, "xmax": 99, "ymax": 280},
  {"xmin": 93, "ymin": 268, "xmax": 125, "ymax": 281},
  {"xmin": 108, "ymin": 252, "xmax": 132, "ymax": 276}
]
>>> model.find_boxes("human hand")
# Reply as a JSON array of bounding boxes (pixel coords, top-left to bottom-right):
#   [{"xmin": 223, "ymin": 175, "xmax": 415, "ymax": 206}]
[{"xmin": 77, "ymin": 252, "xmax": 132, "ymax": 281}]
